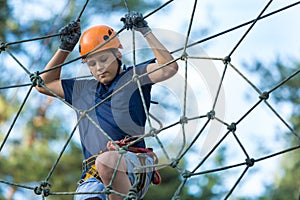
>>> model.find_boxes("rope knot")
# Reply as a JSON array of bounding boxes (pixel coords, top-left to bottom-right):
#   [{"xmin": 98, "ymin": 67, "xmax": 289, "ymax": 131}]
[
  {"xmin": 207, "ymin": 110, "xmax": 215, "ymax": 120},
  {"xmin": 104, "ymin": 186, "xmax": 112, "ymax": 195},
  {"xmin": 79, "ymin": 110, "xmax": 87, "ymax": 117},
  {"xmin": 30, "ymin": 72, "xmax": 44, "ymax": 87},
  {"xmin": 34, "ymin": 181, "xmax": 51, "ymax": 197},
  {"xmin": 245, "ymin": 158, "xmax": 255, "ymax": 167},
  {"xmin": 0, "ymin": 40, "xmax": 7, "ymax": 53},
  {"xmin": 119, "ymin": 147, "xmax": 128, "ymax": 154},
  {"xmin": 223, "ymin": 55, "xmax": 231, "ymax": 64},
  {"xmin": 180, "ymin": 116, "xmax": 188, "ymax": 124},
  {"xmin": 182, "ymin": 170, "xmax": 192, "ymax": 178},
  {"xmin": 149, "ymin": 128, "xmax": 158, "ymax": 136},
  {"xmin": 170, "ymin": 158, "xmax": 179, "ymax": 168},
  {"xmin": 131, "ymin": 74, "xmax": 139, "ymax": 83},
  {"xmin": 180, "ymin": 52, "xmax": 188, "ymax": 61},
  {"xmin": 227, "ymin": 122, "xmax": 237, "ymax": 132},
  {"xmin": 259, "ymin": 91, "xmax": 269, "ymax": 100}
]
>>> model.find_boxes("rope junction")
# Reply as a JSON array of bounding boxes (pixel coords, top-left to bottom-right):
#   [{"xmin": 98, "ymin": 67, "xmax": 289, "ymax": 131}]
[{"xmin": 1, "ymin": 0, "xmax": 300, "ymax": 199}]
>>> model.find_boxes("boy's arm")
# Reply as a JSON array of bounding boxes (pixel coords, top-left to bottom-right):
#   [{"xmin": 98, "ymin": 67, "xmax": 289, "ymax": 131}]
[
  {"xmin": 123, "ymin": 12, "xmax": 178, "ymax": 83},
  {"xmin": 35, "ymin": 50, "xmax": 69, "ymax": 97},
  {"xmin": 35, "ymin": 21, "xmax": 81, "ymax": 98},
  {"xmin": 144, "ymin": 32, "xmax": 178, "ymax": 83}
]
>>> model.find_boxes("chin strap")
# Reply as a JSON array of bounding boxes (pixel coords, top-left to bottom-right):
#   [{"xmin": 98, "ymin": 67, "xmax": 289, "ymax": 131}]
[
  {"xmin": 117, "ymin": 58, "xmax": 123, "ymax": 73},
  {"xmin": 110, "ymin": 49, "xmax": 123, "ymax": 77}
]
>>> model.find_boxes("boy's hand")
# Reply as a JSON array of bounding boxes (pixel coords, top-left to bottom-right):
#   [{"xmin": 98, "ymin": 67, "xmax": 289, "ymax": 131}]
[
  {"xmin": 106, "ymin": 141, "xmax": 118, "ymax": 151},
  {"xmin": 59, "ymin": 20, "xmax": 81, "ymax": 52},
  {"xmin": 121, "ymin": 11, "xmax": 152, "ymax": 37}
]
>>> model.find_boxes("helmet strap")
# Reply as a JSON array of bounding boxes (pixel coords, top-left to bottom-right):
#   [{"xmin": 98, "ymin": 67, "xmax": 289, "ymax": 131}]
[{"xmin": 110, "ymin": 49, "xmax": 123, "ymax": 83}]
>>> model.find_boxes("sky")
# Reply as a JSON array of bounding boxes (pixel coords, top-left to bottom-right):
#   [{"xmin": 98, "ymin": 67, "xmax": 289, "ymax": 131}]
[{"xmin": 3, "ymin": 0, "xmax": 300, "ymax": 199}]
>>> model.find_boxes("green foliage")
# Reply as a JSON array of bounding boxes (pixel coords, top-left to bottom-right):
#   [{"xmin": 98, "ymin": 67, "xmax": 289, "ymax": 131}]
[
  {"xmin": 0, "ymin": 95, "xmax": 18, "ymax": 125},
  {"xmin": 0, "ymin": 97, "xmax": 83, "ymax": 199},
  {"xmin": 144, "ymin": 167, "xmax": 182, "ymax": 200},
  {"xmin": 0, "ymin": 0, "xmax": 13, "ymax": 40}
]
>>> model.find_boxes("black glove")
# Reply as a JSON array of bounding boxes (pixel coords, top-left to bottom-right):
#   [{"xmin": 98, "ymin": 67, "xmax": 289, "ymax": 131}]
[
  {"xmin": 121, "ymin": 12, "xmax": 152, "ymax": 37},
  {"xmin": 58, "ymin": 20, "xmax": 81, "ymax": 52}
]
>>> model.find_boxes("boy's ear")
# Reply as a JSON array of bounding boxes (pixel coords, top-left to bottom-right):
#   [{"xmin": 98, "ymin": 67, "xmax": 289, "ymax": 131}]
[{"xmin": 116, "ymin": 50, "xmax": 122, "ymax": 59}]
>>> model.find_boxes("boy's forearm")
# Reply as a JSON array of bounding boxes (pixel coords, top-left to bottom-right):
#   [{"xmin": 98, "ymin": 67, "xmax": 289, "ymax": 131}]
[
  {"xmin": 145, "ymin": 32, "xmax": 178, "ymax": 79},
  {"xmin": 144, "ymin": 32, "xmax": 174, "ymax": 65},
  {"xmin": 41, "ymin": 49, "xmax": 69, "ymax": 83}
]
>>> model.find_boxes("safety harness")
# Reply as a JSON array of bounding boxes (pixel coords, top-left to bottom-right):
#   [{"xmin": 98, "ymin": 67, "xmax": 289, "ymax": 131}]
[{"xmin": 78, "ymin": 137, "xmax": 161, "ymax": 189}]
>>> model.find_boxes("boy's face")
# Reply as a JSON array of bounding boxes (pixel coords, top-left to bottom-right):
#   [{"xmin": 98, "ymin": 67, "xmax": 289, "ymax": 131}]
[{"xmin": 86, "ymin": 50, "xmax": 120, "ymax": 85}]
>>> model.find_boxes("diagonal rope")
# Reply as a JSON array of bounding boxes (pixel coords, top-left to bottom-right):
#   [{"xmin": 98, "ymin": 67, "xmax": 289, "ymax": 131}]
[
  {"xmin": 76, "ymin": 0, "xmax": 90, "ymax": 21},
  {"xmin": 0, "ymin": 85, "xmax": 34, "ymax": 152},
  {"xmin": 227, "ymin": 0, "xmax": 274, "ymax": 57},
  {"xmin": 44, "ymin": 118, "xmax": 81, "ymax": 182}
]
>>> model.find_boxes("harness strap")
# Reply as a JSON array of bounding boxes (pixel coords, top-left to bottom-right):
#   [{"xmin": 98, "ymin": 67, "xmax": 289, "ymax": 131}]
[
  {"xmin": 82, "ymin": 154, "xmax": 98, "ymax": 171},
  {"xmin": 78, "ymin": 153, "xmax": 103, "ymax": 184},
  {"xmin": 136, "ymin": 154, "xmax": 148, "ymax": 191},
  {"xmin": 79, "ymin": 138, "xmax": 161, "ymax": 186},
  {"xmin": 116, "ymin": 137, "xmax": 161, "ymax": 185},
  {"xmin": 126, "ymin": 148, "xmax": 161, "ymax": 185}
]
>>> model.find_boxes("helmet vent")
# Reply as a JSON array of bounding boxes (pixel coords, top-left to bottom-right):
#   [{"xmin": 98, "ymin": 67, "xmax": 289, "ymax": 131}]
[{"xmin": 103, "ymin": 35, "xmax": 109, "ymax": 40}]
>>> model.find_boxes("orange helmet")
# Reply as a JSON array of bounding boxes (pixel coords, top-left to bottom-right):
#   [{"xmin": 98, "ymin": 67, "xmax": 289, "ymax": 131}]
[{"xmin": 79, "ymin": 25, "xmax": 122, "ymax": 57}]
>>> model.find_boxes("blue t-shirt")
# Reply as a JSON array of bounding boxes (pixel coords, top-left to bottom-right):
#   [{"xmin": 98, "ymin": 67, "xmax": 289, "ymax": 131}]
[{"xmin": 62, "ymin": 63, "xmax": 153, "ymax": 159}]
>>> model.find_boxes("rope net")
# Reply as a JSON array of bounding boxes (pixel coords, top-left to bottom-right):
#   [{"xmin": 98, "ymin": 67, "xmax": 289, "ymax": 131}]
[{"xmin": 1, "ymin": 0, "xmax": 300, "ymax": 199}]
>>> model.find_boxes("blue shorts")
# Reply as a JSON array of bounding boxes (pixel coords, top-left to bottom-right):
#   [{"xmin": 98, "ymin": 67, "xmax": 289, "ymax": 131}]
[{"xmin": 74, "ymin": 152, "xmax": 154, "ymax": 200}]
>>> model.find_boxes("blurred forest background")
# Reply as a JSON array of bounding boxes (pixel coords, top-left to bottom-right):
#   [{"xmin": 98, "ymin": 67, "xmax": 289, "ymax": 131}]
[{"xmin": 0, "ymin": 0, "xmax": 299, "ymax": 199}]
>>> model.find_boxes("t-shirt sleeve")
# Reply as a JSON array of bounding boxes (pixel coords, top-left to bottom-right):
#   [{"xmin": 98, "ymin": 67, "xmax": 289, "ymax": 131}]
[
  {"xmin": 61, "ymin": 79, "xmax": 75, "ymax": 105},
  {"xmin": 135, "ymin": 58, "xmax": 156, "ymax": 85}
]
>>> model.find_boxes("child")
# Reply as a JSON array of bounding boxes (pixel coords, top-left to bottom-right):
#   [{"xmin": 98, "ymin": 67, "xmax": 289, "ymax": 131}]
[{"xmin": 35, "ymin": 12, "xmax": 178, "ymax": 200}]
